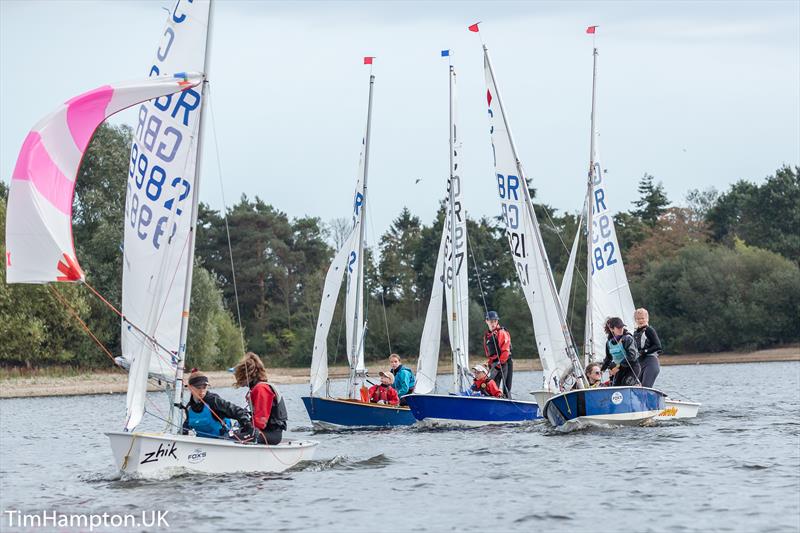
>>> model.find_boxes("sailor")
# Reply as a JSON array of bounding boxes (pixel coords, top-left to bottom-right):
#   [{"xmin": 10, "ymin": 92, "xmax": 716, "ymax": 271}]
[
  {"xmin": 633, "ymin": 308, "xmax": 662, "ymax": 387},
  {"xmin": 470, "ymin": 364, "xmax": 503, "ymax": 398},
  {"xmin": 182, "ymin": 369, "xmax": 252, "ymax": 439},
  {"xmin": 483, "ymin": 310, "xmax": 513, "ymax": 398},
  {"xmin": 389, "ymin": 353, "xmax": 416, "ymax": 404},
  {"xmin": 600, "ymin": 317, "xmax": 641, "ymax": 386},
  {"xmin": 584, "ymin": 362, "xmax": 606, "ymax": 387},
  {"xmin": 368, "ymin": 371, "xmax": 400, "ymax": 406},
  {"xmin": 233, "ymin": 352, "xmax": 288, "ymax": 445}
]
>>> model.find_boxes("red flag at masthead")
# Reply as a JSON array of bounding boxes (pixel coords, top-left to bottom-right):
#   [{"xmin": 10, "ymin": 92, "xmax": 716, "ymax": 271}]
[
  {"xmin": 364, "ymin": 56, "xmax": 374, "ymax": 65},
  {"xmin": 586, "ymin": 25, "xmax": 598, "ymax": 34},
  {"xmin": 468, "ymin": 22, "xmax": 480, "ymax": 32}
]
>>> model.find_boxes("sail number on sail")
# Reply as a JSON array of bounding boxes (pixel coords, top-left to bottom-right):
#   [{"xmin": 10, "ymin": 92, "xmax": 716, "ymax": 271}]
[
  {"xmin": 444, "ymin": 176, "xmax": 465, "ymax": 287},
  {"xmin": 590, "ymin": 163, "xmax": 618, "ymax": 274},
  {"xmin": 497, "ymin": 173, "xmax": 529, "ymax": 285},
  {"xmin": 124, "ymin": 4, "xmax": 202, "ymax": 252}
]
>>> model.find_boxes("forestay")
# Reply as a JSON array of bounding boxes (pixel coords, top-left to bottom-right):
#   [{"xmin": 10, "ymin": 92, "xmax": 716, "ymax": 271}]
[
  {"xmin": 558, "ymin": 193, "xmax": 587, "ymax": 313},
  {"xmin": 483, "ymin": 46, "xmax": 576, "ymax": 392},
  {"xmin": 5, "ymin": 75, "xmax": 202, "ymax": 286},
  {"xmin": 121, "ymin": 0, "xmax": 210, "ymax": 430}
]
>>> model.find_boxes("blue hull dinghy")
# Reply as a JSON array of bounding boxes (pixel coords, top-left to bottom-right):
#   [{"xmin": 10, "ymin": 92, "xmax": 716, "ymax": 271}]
[
  {"xmin": 404, "ymin": 394, "xmax": 540, "ymax": 427},
  {"xmin": 302, "ymin": 397, "xmax": 416, "ymax": 429},
  {"xmin": 543, "ymin": 386, "xmax": 666, "ymax": 431}
]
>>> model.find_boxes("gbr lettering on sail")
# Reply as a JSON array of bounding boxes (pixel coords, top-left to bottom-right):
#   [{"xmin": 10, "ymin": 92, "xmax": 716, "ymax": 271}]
[
  {"xmin": 590, "ymin": 162, "xmax": 618, "ymax": 274},
  {"xmin": 124, "ymin": 1, "xmax": 202, "ymax": 251}
]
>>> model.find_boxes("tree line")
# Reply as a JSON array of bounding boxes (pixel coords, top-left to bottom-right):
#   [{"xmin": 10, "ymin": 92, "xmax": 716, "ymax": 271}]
[{"xmin": 1, "ymin": 124, "xmax": 798, "ymax": 370}]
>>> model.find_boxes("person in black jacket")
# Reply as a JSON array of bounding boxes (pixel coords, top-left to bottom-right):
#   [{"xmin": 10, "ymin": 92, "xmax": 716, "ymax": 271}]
[
  {"xmin": 600, "ymin": 317, "xmax": 641, "ymax": 386},
  {"xmin": 182, "ymin": 370, "xmax": 252, "ymax": 439},
  {"xmin": 633, "ymin": 308, "xmax": 662, "ymax": 387}
]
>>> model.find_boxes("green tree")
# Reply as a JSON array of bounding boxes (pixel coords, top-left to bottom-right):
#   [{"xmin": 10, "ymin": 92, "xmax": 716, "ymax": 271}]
[
  {"xmin": 634, "ymin": 242, "xmax": 800, "ymax": 352},
  {"xmin": 633, "ymin": 173, "xmax": 670, "ymax": 227},
  {"xmin": 706, "ymin": 165, "xmax": 800, "ymax": 263}
]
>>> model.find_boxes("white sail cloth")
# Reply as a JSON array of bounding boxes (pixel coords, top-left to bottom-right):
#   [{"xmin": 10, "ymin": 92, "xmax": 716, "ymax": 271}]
[
  {"xmin": 416, "ymin": 65, "xmax": 470, "ymax": 395},
  {"xmin": 483, "ymin": 48, "xmax": 573, "ymax": 392},
  {"xmin": 558, "ymin": 195, "xmax": 587, "ymax": 313},
  {"xmin": 310, "ymin": 228, "xmax": 359, "ymax": 395},
  {"xmin": 585, "ymin": 151, "xmax": 635, "ymax": 360},
  {"xmin": 121, "ymin": 0, "xmax": 210, "ymax": 431},
  {"xmin": 5, "ymin": 74, "xmax": 202, "ymax": 285},
  {"xmin": 345, "ymin": 135, "xmax": 367, "ymax": 375}
]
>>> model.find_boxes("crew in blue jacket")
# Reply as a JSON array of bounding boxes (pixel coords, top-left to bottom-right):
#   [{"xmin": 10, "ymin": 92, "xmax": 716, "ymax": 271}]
[
  {"xmin": 389, "ymin": 354, "xmax": 415, "ymax": 405},
  {"xmin": 182, "ymin": 369, "xmax": 252, "ymax": 439},
  {"xmin": 600, "ymin": 318, "xmax": 641, "ymax": 386}
]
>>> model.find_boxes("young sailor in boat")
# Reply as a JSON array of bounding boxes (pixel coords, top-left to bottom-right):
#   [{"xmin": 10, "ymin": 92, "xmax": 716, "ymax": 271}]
[
  {"xmin": 600, "ymin": 317, "xmax": 641, "ymax": 386},
  {"xmin": 389, "ymin": 353, "xmax": 416, "ymax": 404},
  {"xmin": 584, "ymin": 363, "xmax": 607, "ymax": 388},
  {"xmin": 368, "ymin": 371, "xmax": 400, "ymax": 406},
  {"xmin": 633, "ymin": 308, "xmax": 662, "ymax": 387},
  {"xmin": 182, "ymin": 369, "xmax": 253, "ymax": 439},
  {"xmin": 470, "ymin": 364, "xmax": 503, "ymax": 398},
  {"xmin": 483, "ymin": 311, "xmax": 513, "ymax": 398},
  {"xmin": 233, "ymin": 353, "xmax": 288, "ymax": 445}
]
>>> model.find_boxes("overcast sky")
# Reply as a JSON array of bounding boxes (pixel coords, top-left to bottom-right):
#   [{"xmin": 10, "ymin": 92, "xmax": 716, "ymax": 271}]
[{"xmin": 1, "ymin": 0, "xmax": 798, "ymax": 244}]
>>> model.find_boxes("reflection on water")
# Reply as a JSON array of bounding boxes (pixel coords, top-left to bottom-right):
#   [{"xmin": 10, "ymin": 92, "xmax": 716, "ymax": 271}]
[{"xmin": 1, "ymin": 362, "xmax": 799, "ymax": 532}]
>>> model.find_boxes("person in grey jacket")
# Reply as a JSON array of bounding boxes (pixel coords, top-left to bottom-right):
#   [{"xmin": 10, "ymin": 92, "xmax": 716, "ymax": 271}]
[
  {"xmin": 600, "ymin": 317, "xmax": 641, "ymax": 386},
  {"xmin": 633, "ymin": 308, "xmax": 661, "ymax": 388}
]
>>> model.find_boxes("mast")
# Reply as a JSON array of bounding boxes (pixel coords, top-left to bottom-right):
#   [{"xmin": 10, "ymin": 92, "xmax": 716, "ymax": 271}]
[
  {"xmin": 169, "ymin": 0, "xmax": 215, "ymax": 429},
  {"xmin": 483, "ymin": 45, "xmax": 586, "ymax": 387},
  {"xmin": 348, "ymin": 73, "xmax": 375, "ymax": 398},
  {"xmin": 447, "ymin": 63, "xmax": 463, "ymax": 394},
  {"xmin": 585, "ymin": 45, "xmax": 599, "ymax": 365}
]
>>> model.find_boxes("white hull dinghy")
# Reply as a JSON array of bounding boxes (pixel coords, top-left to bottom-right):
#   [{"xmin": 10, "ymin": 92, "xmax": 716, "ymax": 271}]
[
  {"xmin": 107, "ymin": 432, "xmax": 317, "ymax": 475},
  {"xmin": 656, "ymin": 398, "xmax": 701, "ymax": 420}
]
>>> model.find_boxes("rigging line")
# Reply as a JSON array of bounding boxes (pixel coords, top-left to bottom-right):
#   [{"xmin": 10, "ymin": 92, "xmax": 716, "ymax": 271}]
[
  {"xmin": 366, "ymin": 202, "xmax": 391, "ymax": 355},
  {"xmin": 543, "ymin": 197, "xmax": 588, "ymax": 289},
  {"xmin": 207, "ymin": 83, "xmax": 247, "ymax": 358},
  {"xmin": 465, "ymin": 221, "xmax": 489, "ymax": 314},
  {"xmin": 48, "ymin": 285, "xmax": 118, "ymax": 366},
  {"xmin": 82, "ymin": 278, "xmax": 178, "ymax": 365}
]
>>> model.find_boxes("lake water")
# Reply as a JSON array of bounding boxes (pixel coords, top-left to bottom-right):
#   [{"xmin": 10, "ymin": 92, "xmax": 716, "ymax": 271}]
[{"xmin": 1, "ymin": 362, "xmax": 799, "ymax": 532}]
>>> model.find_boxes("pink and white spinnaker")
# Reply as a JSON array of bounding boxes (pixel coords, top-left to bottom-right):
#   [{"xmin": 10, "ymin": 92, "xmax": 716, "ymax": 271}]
[{"xmin": 5, "ymin": 73, "xmax": 202, "ymax": 284}]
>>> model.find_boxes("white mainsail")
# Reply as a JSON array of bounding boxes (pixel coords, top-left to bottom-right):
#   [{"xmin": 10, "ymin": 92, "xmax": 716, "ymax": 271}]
[
  {"xmin": 483, "ymin": 45, "xmax": 581, "ymax": 392},
  {"xmin": 345, "ymin": 134, "xmax": 367, "ymax": 384},
  {"xmin": 121, "ymin": 0, "xmax": 211, "ymax": 430},
  {"xmin": 417, "ymin": 62, "xmax": 470, "ymax": 395},
  {"xmin": 309, "ymin": 73, "xmax": 374, "ymax": 399},
  {"xmin": 584, "ymin": 46, "xmax": 635, "ymax": 362}
]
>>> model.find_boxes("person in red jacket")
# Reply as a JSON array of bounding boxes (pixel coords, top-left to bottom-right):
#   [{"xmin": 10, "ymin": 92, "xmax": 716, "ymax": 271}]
[
  {"xmin": 368, "ymin": 371, "xmax": 400, "ymax": 406},
  {"xmin": 470, "ymin": 364, "xmax": 503, "ymax": 398},
  {"xmin": 483, "ymin": 310, "xmax": 513, "ymax": 398},
  {"xmin": 233, "ymin": 352, "xmax": 288, "ymax": 445}
]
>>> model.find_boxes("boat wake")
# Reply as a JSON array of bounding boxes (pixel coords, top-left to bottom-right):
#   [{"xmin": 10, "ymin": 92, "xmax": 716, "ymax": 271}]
[{"xmin": 291, "ymin": 453, "xmax": 392, "ymax": 472}]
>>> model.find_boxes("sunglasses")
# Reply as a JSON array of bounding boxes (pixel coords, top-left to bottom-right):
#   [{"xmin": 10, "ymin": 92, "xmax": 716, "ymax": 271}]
[{"xmin": 590, "ymin": 370, "xmax": 601, "ymax": 375}]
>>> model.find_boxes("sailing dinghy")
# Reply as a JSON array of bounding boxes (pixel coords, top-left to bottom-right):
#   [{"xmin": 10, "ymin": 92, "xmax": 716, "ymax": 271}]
[
  {"xmin": 473, "ymin": 27, "xmax": 665, "ymax": 431},
  {"xmin": 302, "ymin": 67, "xmax": 415, "ymax": 428},
  {"xmin": 541, "ymin": 35, "xmax": 697, "ymax": 428},
  {"xmin": 403, "ymin": 52, "xmax": 539, "ymax": 426},
  {"xmin": 7, "ymin": 0, "xmax": 317, "ymax": 475}
]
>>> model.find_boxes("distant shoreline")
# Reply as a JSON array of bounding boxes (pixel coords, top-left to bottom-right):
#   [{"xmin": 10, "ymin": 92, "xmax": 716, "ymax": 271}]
[{"xmin": 0, "ymin": 346, "xmax": 797, "ymax": 399}]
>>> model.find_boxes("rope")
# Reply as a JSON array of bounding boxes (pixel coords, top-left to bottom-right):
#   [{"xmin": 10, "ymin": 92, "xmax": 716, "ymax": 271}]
[
  {"xmin": 207, "ymin": 83, "xmax": 247, "ymax": 359},
  {"xmin": 48, "ymin": 285, "xmax": 117, "ymax": 365},
  {"xmin": 81, "ymin": 280, "xmax": 176, "ymax": 367},
  {"xmin": 465, "ymin": 223, "xmax": 489, "ymax": 315}
]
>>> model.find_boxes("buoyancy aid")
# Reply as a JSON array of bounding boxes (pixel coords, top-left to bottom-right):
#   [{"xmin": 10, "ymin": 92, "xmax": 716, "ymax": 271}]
[
  {"xmin": 485, "ymin": 327, "xmax": 512, "ymax": 361},
  {"xmin": 186, "ymin": 403, "xmax": 231, "ymax": 438},
  {"xmin": 267, "ymin": 384, "xmax": 288, "ymax": 430},
  {"xmin": 369, "ymin": 384, "xmax": 398, "ymax": 404},
  {"xmin": 607, "ymin": 337, "xmax": 628, "ymax": 365}
]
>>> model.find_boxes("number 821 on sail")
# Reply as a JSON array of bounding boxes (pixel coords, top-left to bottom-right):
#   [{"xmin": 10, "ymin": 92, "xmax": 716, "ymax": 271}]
[{"xmin": 496, "ymin": 173, "xmax": 530, "ymax": 285}]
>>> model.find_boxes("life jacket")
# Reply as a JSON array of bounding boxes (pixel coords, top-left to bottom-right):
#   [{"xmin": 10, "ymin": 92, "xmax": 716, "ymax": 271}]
[
  {"xmin": 485, "ymin": 327, "xmax": 512, "ymax": 359},
  {"xmin": 471, "ymin": 377, "xmax": 499, "ymax": 397},
  {"xmin": 392, "ymin": 365, "xmax": 416, "ymax": 394},
  {"xmin": 186, "ymin": 403, "xmax": 231, "ymax": 439},
  {"xmin": 370, "ymin": 384, "xmax": 396, "ymax": 403},
  {"xmin": 265, "ymin": 383, "xmax": 288, "ymax": 431},
  {"xmin": 607, "ymin": 337, "xmax": 628, "ymax": 365}
]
